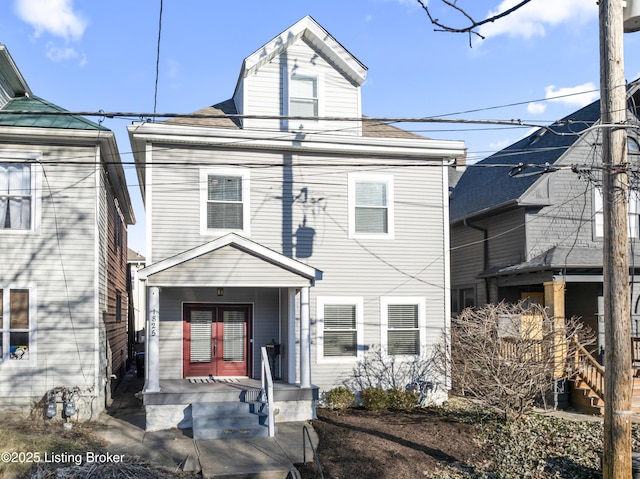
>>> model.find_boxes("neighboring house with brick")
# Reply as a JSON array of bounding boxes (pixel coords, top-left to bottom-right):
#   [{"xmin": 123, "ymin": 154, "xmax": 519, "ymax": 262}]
[
  {"xmin": 449, "ymin": 79, "xmax": 640, "ymax": 356},
  {"xmin": 0, "ymin": 44, "xmax": 135, "ymax": 418},
  {"xmin": 129, "ymin": 16, "xmax": 465, "ymax": 435}
]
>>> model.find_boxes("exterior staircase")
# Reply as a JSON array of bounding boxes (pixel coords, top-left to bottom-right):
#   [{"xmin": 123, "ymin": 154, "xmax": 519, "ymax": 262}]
[
  {"xmin": 570, "ymin": 373, "xmax": 640, "ymax": 415},
  {"xmin": 569, "ymin": 334, "xmax": 640, "ymax": 414},
  {"xmin": 192, "ymin": 400, "xmax": 275, "ymax": 440}
]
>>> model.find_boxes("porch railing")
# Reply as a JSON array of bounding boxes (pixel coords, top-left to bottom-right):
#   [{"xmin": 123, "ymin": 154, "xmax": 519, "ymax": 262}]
[
  {"xmin": 260, "ymin": 346, "xmax": 275, "ymax": 437},
  {"xmin": 571, "ymin": 334, "xmax": 605, "ymax": 401}
]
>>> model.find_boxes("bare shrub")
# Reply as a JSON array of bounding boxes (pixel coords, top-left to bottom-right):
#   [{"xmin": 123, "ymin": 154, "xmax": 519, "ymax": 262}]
[
  {"xmin": 343, "ymin": 346, "xmax": 443, "ymax": 405},
  {"xmin": 445, "ymin": 301, "xmax": 594, "ymax": 421}
]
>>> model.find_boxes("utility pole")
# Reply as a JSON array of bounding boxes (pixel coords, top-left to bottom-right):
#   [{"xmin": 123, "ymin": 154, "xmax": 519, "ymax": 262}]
[{"xmin": 600, "ymin": 0, "xmax": 632, "ymax": 477}]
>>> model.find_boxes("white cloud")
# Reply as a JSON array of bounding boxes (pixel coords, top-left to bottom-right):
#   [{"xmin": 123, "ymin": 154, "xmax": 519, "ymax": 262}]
[
  {"xmin": 489, "ymin": 139, "xmax": 511, "ymax": 151},
  {"xmin": 544, "ymin": 82, "xmax": 599, "ymax": 108},
  {"xmin": 527, "ymin": 102, "xmax": 547, "ymax": 115},
  {"xmin": 45, "ymin": 43, "xmax": 86, "ymax": 66},
  {"xmin": 477, "ymin": 0, "xmax": 596, "ymax": 40},
  {"xmin": 15, "ymin": 0, "xmax": 87, "ymax": 41}
]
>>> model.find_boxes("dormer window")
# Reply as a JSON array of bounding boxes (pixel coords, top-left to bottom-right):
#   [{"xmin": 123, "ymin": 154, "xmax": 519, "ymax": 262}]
[{"xmin": 290, "ymin": 74, "xmax": 318, "ymax": 118}]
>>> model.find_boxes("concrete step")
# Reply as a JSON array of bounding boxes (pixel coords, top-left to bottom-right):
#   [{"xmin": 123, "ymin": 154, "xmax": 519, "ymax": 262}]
[{"xmin": 192, "ymin": 401, "xmax": 274, "ymax": 440}]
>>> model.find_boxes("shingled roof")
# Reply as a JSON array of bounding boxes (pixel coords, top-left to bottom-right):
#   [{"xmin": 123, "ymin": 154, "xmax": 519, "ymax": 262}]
[
  {"xmin": 449, "ymin": 100, "xmax": 601, "ymax": 222},
  {"xmin": 0, "ymin": 95, "xmax": 106, "ymax": 130},
  {"xmin": 163, "ymin": 99, "xmax": 425, "ymax": 139}
]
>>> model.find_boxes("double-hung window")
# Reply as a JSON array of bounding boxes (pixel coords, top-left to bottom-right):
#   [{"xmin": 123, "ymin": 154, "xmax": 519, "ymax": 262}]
[
  {"xmin": 594, "ymin": 186, "xmax": 640, "ymax": 238},
  {"xmin": 0, "ymin": 287, "xmax": 34, "ymax": 363},
  {"xmin": 290, "ymin": 74, "xmax": 318, "ymax": 118},
  {"xmin": 200, "ymin": 169, "xmax": 250, "ymax": 234},
  {"xmin": 381, "ymin": 297, "xmax": 425, "ymax": 357},
  {"xmin": 317, "ymin": 297, "xmax": 363, "ymax": 361},
  {"xmin": 0, "ymin": 162, "xmax": 35, "ymax": 231},
  {"xmin": 349, "ymin": 174, "xmax": 394, "ymax": 238}
]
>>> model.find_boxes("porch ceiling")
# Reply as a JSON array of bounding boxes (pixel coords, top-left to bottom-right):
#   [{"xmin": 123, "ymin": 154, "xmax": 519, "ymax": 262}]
[{"xmin": 139, "ymin": 233, "xmax": 322, "ymax": 288}]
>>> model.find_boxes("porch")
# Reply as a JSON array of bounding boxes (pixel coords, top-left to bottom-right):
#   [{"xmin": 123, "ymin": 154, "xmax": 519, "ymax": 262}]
[{"xmin": 143, "ymin": 376, "xmax": 319, "ymax": 434}]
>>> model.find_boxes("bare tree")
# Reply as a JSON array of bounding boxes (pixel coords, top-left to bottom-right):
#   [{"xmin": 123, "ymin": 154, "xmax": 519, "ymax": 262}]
[
  {"xmin": 416, "ymin": 0, "xmax": 532, "ymax": 46},
  {"xmin": 446, "ymin": 301, "xmax": 594, "ymax": 421}
]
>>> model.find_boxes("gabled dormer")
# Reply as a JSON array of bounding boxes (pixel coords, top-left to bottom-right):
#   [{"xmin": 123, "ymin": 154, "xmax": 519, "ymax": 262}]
[
  {"xmin": 232, "ymin": 16, "xmax": 367, "ymax": 135},
  {"xmin": 0, "ymin": 45, "xmax": 31, "ymax": 109}
]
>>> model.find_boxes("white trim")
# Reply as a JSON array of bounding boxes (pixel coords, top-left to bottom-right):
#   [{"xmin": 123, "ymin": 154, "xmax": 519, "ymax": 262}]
[
  {"xmin": 128, "ymin": 123, "xmax": 466, "ymax": 160},
  {"xmin": 348, "ymin": 173, "xmax": 395, "ymax": 239},
  {"xmin": 146, "ymin": 142, "xmax": 153, "ymax": 263},
  {"xmin": 316, "ymin": 296, "xmax": 364, "ymax": 364},
  {"xmin": 138, "ymin": 232, "xmax": 320, "ymax": 281},
  {"xmin": 242, "ymin": 16, "xmax": 367, "ymax": 86},
  {"xmin": 287, "ymin": 288, "xmax": 297, "ymax": 385},
  {"xmin": 93, "ymin": 146, "xmax": 101, "ymax": 398},
  {"xmin": 0, "ymin": 284, "xmax": 37, "ymax": 367},
  {"xmin": 0, "ymin": 150, "xmax": 42, "ymax": 234},
  {"xmin": 380, "ymin": 296, "xmax": 426, "ymax": 357},
  {"xmin": 199, "ymin": 167, "xmax": 251, "ymax": 236}
]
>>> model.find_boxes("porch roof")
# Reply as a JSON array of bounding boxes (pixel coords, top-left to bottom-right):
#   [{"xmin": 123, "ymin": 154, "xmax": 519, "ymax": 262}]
[{"xmin": 139, "ymin": 233, "xmax": 322, "ymax": 287}]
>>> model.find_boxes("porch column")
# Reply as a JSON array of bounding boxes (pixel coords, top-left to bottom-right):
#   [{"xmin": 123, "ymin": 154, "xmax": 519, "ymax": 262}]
[
  {"xmin": 544, "ymin": 280, "xmax": 566, "ymax": 379},
  {"xmin": 146, "ymin": 286, "xmax": 160, "ymax": 392},
  {"xmin": 287, "ymin": 288, "xmax": 297, "ymax": 385},
  {"xmin": 300, "ymin": 286, "xmax": 311, "ymax": 388}
]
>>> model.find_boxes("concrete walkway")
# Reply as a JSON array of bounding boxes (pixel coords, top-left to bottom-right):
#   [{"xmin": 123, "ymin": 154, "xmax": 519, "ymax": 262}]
[{"xmin": 93, "ymin": 370, "xmax": 319, "ymax": 478}]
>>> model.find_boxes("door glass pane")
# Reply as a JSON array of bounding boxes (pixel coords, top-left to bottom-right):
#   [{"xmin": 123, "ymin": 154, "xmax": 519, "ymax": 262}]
[
  {"xmin": 190, "ymin": 311, "xmax": 212, "ymax": 362},
  {"xmin": 223, "ymin": 310, "xmax": 245, "ymax": 362}
]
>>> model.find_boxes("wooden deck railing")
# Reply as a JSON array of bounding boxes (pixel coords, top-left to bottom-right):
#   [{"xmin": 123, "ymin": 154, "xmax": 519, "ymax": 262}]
[{"xmin": 571, "ymin": 334, "xmax": 605, "ymax": 401}]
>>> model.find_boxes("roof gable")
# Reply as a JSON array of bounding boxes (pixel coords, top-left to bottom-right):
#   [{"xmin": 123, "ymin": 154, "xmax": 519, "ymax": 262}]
[
  {"xmin": 139, "ymin": 233, "xmax": 322, "ymax": 283},
  {"xmin": 239, "ymin": 16, "xmax": 367, "ymax": 88}
]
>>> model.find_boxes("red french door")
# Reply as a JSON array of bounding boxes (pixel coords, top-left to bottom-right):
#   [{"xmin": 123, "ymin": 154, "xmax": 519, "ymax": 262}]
[{"xmin": 183, "ymin": 304, "xmax": 250, "ymax": 377}]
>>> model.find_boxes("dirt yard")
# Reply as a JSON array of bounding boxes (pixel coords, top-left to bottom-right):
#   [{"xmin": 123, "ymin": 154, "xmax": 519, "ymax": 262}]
[{"xmin": 296, "ymin": 404, "xmax": 621, "ymax": 479}]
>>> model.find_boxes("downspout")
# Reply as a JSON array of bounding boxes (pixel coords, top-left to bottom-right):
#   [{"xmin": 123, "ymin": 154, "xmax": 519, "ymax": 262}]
[{"xmin": 462, "ymin": 219, "xmax": 490, "ymax": 304}]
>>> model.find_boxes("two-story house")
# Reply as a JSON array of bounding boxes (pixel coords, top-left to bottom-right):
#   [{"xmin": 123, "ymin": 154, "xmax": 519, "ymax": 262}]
[
  {"xmin": 450, "ymin": 79, "xmax": 640, "ymax": 361},
  {"xmin": 130, "ymin": 16, "xmax": 466, "ymax": 435},
  {"xmin": 0, "ymin": 44, "xmax": 135, "ymax": 418}
]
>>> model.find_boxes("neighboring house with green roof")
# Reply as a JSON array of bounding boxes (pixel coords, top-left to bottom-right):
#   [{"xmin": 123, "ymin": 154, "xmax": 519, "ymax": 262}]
[
  {"xmin": 449, "ymin": 79, "xmax": 640, "ymax": 365},
  {"xmin": 0, "ymin": 44, "xmax": 134, "ymax": 419}
]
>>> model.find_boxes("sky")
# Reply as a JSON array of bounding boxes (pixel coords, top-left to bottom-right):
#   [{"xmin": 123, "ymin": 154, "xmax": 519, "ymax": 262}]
[{"xmin": 2, "ymin": 0, "xmax": 640, "ymax": 255}]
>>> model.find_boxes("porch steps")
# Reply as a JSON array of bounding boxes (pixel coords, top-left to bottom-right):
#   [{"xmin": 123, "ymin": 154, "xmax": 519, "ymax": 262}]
[
  {"xmin": 192, "ymin": 401, "xmax": 274, "ymax": 440},
  {"xmin": 570, "ymin": 374, "xmax": 640, "ymax": 415}
]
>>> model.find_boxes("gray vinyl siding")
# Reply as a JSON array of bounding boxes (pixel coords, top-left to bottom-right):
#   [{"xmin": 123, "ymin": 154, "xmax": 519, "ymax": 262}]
[
  {"xmin": 525, "ymin": 166, "xmax": 599, "ymax": 260},
  {"xmin": 450, "ymin": 223, "xmax": 486, "ymax": 305},
  {"xmin": 242, "ymin": 36, "xmax": 360, "ymax": 135},
  {"xmin": 148, "ymin": 141, "xmax": 449, "ymax": 390},
  {"xmin": 486, "ymin": 209, "xmax": 526, "ymax": 268},
  {"xmin": 0, "ymin": 144, "xmax": 98, "ymax": 402}
]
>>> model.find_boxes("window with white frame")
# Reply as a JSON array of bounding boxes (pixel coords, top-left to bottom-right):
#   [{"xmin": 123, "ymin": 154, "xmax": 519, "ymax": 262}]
[
  {"xmin": 594, "ymin": 186, "xmax": 640, "ymax": 238},
  {"xmin": 381, "ymin": 297, "xmax": 425, "ymax": 356},
  {"xmin": 0, "ymin": 162, "xmax": 34, "ymax": 230},
  {"xmin": 0, "ymin": 287, "xmax": 34, "ymax": 362},
  {"xmin": 317, "ymin": 297, "xmax": 363, "ymax": 360},
  {"xmin": 349, "ymin": 174, "xmax": 394, "ymax": 238},
  {"xmin": 289, "ymin": 74, "xmax": 318, "ymax": 118},
  {"xmin": 200, "ymin": 169, "xmax": 250, "ymax": 234}
]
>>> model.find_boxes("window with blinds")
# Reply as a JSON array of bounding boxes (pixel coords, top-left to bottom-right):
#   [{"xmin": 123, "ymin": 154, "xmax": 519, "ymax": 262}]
[
  {"xmin": 355, "ymin": 180, "xmax": 387, "ymax": 234},
  {"xmin": 190, "ymin": 311, "xmax": 212, "ymax": 363},
  {"xmin": 223, "ymin": 310, "xmax": 245, "ymax": 362},
  {"xmin": 323, "ymin": 304, "xmax": 357, "ymax": 357},
  {"xmin": 387, "ymin": 304, "xmax": 419, "ymax": 356},
  {"xmin": 207, "ymin": 175, "xmax": 243, "ymax": 229}
]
